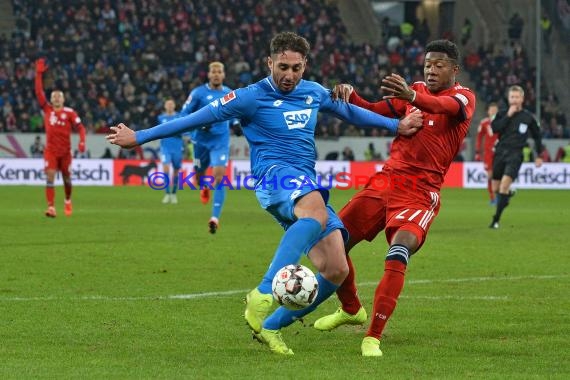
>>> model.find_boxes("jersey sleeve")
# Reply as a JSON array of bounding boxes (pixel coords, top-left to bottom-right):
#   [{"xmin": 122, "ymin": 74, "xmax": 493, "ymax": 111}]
[
  {"xmin": 136, "ymin": 88, "xmax": 255, "ymax": 145},
  {"xmin": 179, "ymin": 88, "xmax": 201, "ymax": 116},
  {"xmin": 412, "ymin": 86, "xmax": 476, "ymax": 122},
  {"xmin": 70, "ymin": 109, "xmax": 86, "ymax": 142},
  {"xmin": 34, "ymin": 71, "xmax": 48, "ymax": 109},
  {"xmin": 349, "ymin": 91, "xmax": 406, "ymax": 118},
  {"xmin": 207, "ymin": 88, "xmax": 257, "ymax": 124},
  {"xmin": 320, "ymin": 90, "xmax": 399, "ymax": 133}
]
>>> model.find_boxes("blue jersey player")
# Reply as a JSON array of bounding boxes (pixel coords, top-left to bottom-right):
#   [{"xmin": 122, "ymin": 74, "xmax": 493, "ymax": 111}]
[
  {"xmin": 180, "ymin": 61, "xmax": 235, "ymax": 233},
  {"xmin": 158, "ymin": 98, "xmax": 183, "ymax": 204},
  {"xmin": 107, "ymin": 32, "xmax": 422, "ymax": 355}
]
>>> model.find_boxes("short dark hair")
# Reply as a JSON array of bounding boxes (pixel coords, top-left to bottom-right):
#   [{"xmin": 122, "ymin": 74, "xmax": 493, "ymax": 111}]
[
  {"xmin": 425, "ymin": 39, "xmax": 459, "ymax": 62},
  {"xmin": 270, "ymin": 32, "xmax": 310, "ymax": 57}
]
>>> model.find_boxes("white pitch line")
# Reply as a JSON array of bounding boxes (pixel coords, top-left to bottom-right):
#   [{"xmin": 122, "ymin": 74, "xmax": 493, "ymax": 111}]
[
  {"xmin": 400, "ymin": 295, "xmax": 508, "ymax": 301},
  {"xmin": 0, "ymin": 274, "xmax": 567, "ymax": 302}
]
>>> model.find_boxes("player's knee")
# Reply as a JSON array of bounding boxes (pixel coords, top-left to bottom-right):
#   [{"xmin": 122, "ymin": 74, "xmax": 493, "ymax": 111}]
[{"xmin": 322, "ymin": 258, "xmax": 348, "ymax": 285}]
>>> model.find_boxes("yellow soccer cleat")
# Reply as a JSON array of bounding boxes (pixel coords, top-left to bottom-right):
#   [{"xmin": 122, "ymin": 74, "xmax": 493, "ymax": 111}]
[
  {"xmin": 253, "ymin": 328, "xmax": 294, "ymax": 355},
  {"xmin": 244, "ymin": 288, "xmax": 273, "ymax": 333},
  {"xmin": 313, "ymin": 307, "xmax": 367, "ymax": 331},
  {"xmin": 361, "ymin": 336, "xmax": 383, "ymax": 357}
]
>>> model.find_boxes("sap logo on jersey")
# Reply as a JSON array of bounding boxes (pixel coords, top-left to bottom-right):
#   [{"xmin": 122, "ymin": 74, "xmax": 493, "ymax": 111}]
[{"xmin": 283, "ymin": 109, "xmax": 312, "ymax": 129}]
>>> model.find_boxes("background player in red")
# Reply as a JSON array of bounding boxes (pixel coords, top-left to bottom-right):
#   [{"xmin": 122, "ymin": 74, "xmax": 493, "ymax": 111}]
[
  {"xmin": 475, "ymin": 102, "xmax": 499, "ymax": 204},
  {"xmin": 35, "ymin": 58, "xmax": 86, "ymax": 218},
  {"xmin": 313, "ymin": 40, "xmax": 476, "ymax": 357}
]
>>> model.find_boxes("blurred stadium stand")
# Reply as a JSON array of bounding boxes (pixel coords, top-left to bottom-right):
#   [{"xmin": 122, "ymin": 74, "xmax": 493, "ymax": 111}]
[{"xmin": 0, "ymin": 0, "xmax": 567, "ymax": 155}]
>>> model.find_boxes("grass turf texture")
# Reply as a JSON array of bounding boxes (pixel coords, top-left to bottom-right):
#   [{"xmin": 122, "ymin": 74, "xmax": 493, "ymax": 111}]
[{"xmin": 0, "ymin": 186, "xmax": 568, "ymax": 379}]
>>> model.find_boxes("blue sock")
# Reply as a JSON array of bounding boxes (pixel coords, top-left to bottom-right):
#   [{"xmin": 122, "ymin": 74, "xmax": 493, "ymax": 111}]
[
  {"xmin": 263, "ymin": 273, "xmax": 339, "ymax": 330},
  {"xmin": 171, "ymin": 174, "xmax": 178, "ymax": 194},
  {"xmin": 257, "ymin": 218, "xmax": 322, "ymax": 294},
  {"xmin": 212, "ymin": 186, "xmax": 226, "ymax": 218}
]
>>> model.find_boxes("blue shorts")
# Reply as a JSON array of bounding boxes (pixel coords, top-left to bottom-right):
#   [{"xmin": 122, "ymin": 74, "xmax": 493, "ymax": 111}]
[
  {"xmin": 254, "ymin": 165, "xmax": 348, "ymax": 252},
  {"xmin": 193, "ymin": 134, "xmax": 229, "ymax": 172},
  {"xmin": 161, "ymin": 150, "xmax": 182, "ymax": 170}
]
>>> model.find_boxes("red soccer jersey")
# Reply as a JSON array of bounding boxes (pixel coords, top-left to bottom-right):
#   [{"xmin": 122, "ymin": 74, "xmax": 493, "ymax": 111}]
[
  {"xmin": 475, "ymin": 117, "xmax": 498, "ymax": 156},
  {"xmin": 35, "ymin": 75, "xmax": 85, "ymax": 156},
  {"xmin": 350, "ymin": 81, "xmax": 476, "ymax": 190}
]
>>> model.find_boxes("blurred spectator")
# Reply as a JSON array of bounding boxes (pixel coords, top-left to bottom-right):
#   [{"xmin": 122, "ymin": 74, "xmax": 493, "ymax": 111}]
[
  {"xmin": 555, "ymin": 141, "xmax": 570, "ymax": 162},
  {"xmin": 508, "ymin": 12, "xmax": 524, "ymax": 41},
  {"xmin": 30, "ymin": 135, "xmax": 44, "ymax": 158},
  {"xmin": 539, "ymin": 144, "xmax": 551, "ymax": 162},
  {"xmin": 100, "ymin": 147, "xmax": 114, "ymax": 159},
  {"xmin": 364, "ymin": 142, "xmax": 382, "ymax": 161},
  {"xmin": 0, "ymin": 0, "xmax": 564, "ymax": 142},
  {"xmin": 342, "ymin": 146, "xmax": 355, "ymax": 161},
  {"xmin": 541, "ymin": 14, "xmax": 552, "ymax": 54},
  {"xmin": 343, "ymin": 124, "xmax": 362, "ymax": 137},
  {"xmin": 460, "ymin": 18, "xmax": 472, "ymax": 46}
]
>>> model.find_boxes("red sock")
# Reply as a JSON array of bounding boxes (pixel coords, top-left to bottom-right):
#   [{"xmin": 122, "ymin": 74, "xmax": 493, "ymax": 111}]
[
  {"xmin": 46, "ymin": 186, "xmax": 55, "ymax": 207},
  {"xmin": 487, "ymin": 179, "xmax": 494, "ymax": 201},
  {"xmin": 337, "ymin": 255, "xmax": 362, "ymax": 315},
  {"xmin": 367, "ymin": 260, "xmax": 407, "ymax": 339},
  {"xmin": 64, "ymin": 181, "xmax": 72, "ymax": 200}
]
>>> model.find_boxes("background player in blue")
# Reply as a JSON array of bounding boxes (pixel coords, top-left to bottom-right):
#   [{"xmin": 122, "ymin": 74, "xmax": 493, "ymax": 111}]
[
  {"xmin": 107, "ymin": 32, "xmax": 422, "ymax": 355},
  {"xmin": 158, "ymin": 98, "xmax": 182, "ymax": 204},
  {"xmin": 180, "ymin": 61, "xmax": 236, "ymax": 233}
]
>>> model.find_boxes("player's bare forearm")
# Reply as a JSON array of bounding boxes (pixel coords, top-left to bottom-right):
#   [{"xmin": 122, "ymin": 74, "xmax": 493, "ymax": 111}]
[{"xmin": 106, "ymin": 123, "xmax": 138, "ymax": 148}]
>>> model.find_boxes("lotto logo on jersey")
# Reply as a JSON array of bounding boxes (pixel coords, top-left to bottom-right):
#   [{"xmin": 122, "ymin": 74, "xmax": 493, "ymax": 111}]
[
  {"xmin": 220, "ymin": 91, "xmax": 236, "ymax": 105},
  {"xmin": 283, "ymin": 109, "xmax": 312, "ymax": 129}
]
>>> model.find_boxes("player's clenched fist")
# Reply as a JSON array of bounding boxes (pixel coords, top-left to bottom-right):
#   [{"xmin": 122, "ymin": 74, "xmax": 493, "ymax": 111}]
[
  {"xmin": 35, "ymin": 58, "xmax": 48, "ymax": 73},
  {"xmin": 106, "ymin": 123, "xmax": 138, "ymax": 148}
]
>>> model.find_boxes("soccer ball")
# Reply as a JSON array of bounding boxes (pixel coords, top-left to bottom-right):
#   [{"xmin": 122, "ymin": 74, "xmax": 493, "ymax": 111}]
[{"xmin": 272, "ymin": 264, "xmax": 319, "ymax": 310}]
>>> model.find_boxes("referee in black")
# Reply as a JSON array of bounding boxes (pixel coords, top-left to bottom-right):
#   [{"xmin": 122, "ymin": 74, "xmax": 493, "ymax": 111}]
[{"xmin": 489, "ymin": 85, "xmax": 543, "ymax": 229}]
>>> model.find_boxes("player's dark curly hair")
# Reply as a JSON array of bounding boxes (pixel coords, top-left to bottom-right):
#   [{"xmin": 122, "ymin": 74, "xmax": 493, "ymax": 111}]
[
  {"xmin": 425, "ymin": 39, "xmax": 459, "ymax": 62},
  {"xmin": 270, "ymin": 32, "xmax": 310, "ymax": 57}
]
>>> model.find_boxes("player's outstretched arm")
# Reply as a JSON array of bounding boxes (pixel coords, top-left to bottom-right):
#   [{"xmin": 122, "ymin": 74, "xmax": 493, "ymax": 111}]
[
  {"xmin": 109, "ymin": 103, "xmax": 227, "ymax": 148},
  {"xmin": 34, "ymin": 58, "xmax": 49, "ymax": 107}
]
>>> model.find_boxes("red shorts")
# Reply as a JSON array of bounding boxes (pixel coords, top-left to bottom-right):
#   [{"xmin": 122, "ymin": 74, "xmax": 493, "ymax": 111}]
[
  {"xmin": 339, "ymin": 171, "xmax": 441, "ymax": 251},
  {"xmin": 44, "ymin": 151, "xmax": 72, "ymax": 176}
]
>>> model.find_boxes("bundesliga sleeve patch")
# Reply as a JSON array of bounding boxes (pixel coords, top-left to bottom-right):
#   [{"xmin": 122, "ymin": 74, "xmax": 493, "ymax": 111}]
[
  {"xmin": 454, "ymin": 93, "xmax": 469, "ymax": 106},
  {"xmin": 221, "ymin": 91, "xmax": 236, "ymax": 105}
]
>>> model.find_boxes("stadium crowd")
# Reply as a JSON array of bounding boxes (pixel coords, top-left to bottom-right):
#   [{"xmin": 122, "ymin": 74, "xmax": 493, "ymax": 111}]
[{"xmin": 0, "ymin": 0, "xmax": 568, "ymax": 142}]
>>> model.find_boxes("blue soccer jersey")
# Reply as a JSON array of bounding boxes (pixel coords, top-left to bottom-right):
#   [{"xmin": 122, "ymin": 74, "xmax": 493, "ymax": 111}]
[
  {"xmin": 180, "ymin": 83, "xmax": 233, "ymax": 143},
  {"xmin": 158, "ymin": 113, "xmax": 183, "ymax": 153},
  {"xmin": 137, "ymin": 76, "xmax": 399, "ymax": 180}
]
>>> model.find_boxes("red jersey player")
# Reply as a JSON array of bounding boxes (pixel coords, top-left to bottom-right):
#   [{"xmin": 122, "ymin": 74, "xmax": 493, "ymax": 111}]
[
  {"xmin": 313, "ymin": 40, "xmax": 476, "ymax": 356},
  {"xmin": 475, "ymin": 102, "xmax": 499, "ymax": 204},
  {"xmin": 35, "ymin": 58, "xmax": 86, "ymax": 217}
]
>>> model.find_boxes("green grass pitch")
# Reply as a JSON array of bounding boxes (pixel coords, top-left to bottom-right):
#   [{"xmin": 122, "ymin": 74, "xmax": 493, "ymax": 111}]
[{"xmin": 0, "ymin": 185, "xmax": 568, "ymax": 379}]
